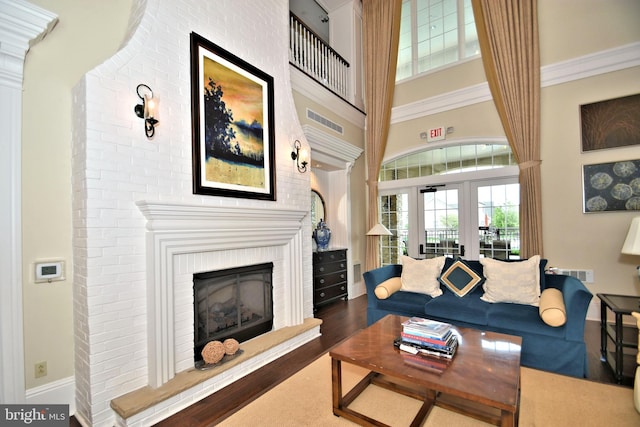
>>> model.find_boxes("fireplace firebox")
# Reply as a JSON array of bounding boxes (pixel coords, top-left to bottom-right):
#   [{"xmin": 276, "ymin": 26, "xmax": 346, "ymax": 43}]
[{"xmin": 193, "ymin": 262, "xmax": 274, "ymax": 364}]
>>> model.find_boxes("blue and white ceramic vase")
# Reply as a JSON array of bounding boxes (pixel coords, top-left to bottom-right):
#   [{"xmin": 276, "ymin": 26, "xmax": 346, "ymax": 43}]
[{"xmin": 313, "ymin": 219, "xmax": 331, "ymax": 251}]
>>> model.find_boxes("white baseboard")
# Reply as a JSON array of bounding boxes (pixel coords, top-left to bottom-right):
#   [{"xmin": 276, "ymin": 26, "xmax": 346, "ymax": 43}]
[
  {"xmin": 25, "ymin": 375, "xmax": 75, "ymax": 415},
  {"xmin": 586, "ymin": 299, "xmax": 600, "ymax": 322}
]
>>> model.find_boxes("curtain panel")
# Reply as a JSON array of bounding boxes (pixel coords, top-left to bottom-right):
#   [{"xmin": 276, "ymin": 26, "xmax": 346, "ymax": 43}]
[
  {"xmin": 362, "ymin": 0, "xmax": 402, "ymax": 272},
  {"xmin": 472, "ymin": 0, "xmax": 544, "ymax": 258}
]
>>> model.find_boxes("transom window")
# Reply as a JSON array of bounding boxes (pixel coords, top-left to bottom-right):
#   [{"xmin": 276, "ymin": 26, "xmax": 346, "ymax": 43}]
[
  {"xmin": 379, "ymin": 143, "xmax": 516, "ymax": 182},
  {"xmin": 397, "ymin": 0, "xmax": 479, "ymax": 81}
]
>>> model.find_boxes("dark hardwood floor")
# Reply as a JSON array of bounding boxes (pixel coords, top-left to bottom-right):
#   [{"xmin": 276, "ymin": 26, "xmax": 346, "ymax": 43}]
[
  {"xmin": 72, "ymin": 294, "xmax": 629, "ymax": 426},
  {"xmin": 155, "ymin": 295, "xmax": 369, "ymax": 426}
]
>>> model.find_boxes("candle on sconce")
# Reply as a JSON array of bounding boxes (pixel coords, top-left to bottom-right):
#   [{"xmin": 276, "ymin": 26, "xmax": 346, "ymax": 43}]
[{"xmin": 145, "ymin": 95, "xmax": 156, "ymax": 119}]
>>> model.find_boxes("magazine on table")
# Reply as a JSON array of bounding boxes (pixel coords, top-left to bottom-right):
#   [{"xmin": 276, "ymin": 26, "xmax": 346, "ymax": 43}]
[{"xmin": 401, "ymin": 317, "xmax": 452, "ymax": 339}]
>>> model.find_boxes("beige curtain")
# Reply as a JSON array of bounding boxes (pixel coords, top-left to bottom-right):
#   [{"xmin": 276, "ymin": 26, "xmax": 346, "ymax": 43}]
[
  {"xmin": 363, "ymin": 0, "xmax": 403, "ymax": 272},
  {"xmin": 472, "ymin": 0, "xmax": 543, "ymax": 258}
]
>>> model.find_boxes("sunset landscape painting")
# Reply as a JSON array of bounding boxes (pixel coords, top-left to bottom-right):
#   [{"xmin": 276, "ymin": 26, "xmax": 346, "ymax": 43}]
[{"xmin": 191, "ymin": 32, "xmax": 275, "ymax": 200}]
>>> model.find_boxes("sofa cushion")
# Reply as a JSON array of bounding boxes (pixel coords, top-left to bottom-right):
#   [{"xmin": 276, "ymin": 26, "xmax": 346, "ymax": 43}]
[
  {"xmin": 539, "ymin": 288, "xmax": 566, "ymax": 326},
  {"xmin": 480, "ymin": 255, "xmax": 541, "ymax": 306},
  {"xmin": 439, "ymin": 258, "xmax": 485, "ymax": 297},
  {"xmin": 374, "ymin": 277, "xmax": 402, "ymax": 299},
  {"xmin": 425, "ymin": 291, "xmax": 490, "ymax": 325},
  {"xmin": 400, "ymin": 255, "xmax": 446, "ymax": 297},
  {"xmin": 487, "ymin": 303, "xmax": 566, "ymax": 338},
  {"xmin": 376, "ymin": 290, "xmax": 434, "ymax": 317}
]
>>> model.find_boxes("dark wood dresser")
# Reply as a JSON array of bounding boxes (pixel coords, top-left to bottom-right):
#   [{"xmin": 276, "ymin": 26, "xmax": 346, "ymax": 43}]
[{"xmin": 312, "ymin": 249, "xmax": 348, "ymax": 310}]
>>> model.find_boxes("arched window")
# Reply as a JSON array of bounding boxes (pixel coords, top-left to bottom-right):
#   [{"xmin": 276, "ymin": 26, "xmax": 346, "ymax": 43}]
[{"xmin": 379, "ymin": 142, "xmax": 516, "ymax": 181}]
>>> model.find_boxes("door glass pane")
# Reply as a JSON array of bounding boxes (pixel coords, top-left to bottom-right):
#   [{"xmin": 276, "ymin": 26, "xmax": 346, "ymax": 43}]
[
  {"xmin": 380, "ymin": 194, "xmax": 409, "ymax": 266},
  {"xmin": 478, "ymin": 183, "xmax": 520, "ymax": 259},
  {"xmin": 423, "ymin": 189, "xmax": 460, "ymax": 258}
]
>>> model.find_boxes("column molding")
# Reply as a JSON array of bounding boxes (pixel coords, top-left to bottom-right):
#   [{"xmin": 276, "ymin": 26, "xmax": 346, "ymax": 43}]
[{"xmin": 0, "ymin": 0, "xmax": 57, "ymax": 403}]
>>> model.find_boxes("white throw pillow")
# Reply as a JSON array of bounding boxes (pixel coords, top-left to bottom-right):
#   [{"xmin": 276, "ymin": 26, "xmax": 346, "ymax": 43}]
[
  {"xmin": 480, "ymin": 255, "xmax": 541, "ymax": 306},
  {"xmin": 400, "ymin": 255, "xmax": 446, "ymax": 297}
]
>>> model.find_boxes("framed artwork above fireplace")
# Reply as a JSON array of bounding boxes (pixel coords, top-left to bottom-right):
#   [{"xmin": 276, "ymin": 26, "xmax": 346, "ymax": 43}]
[{"xmin": 190, "ymin": 32, "xmax": 276, "ymax": 200}]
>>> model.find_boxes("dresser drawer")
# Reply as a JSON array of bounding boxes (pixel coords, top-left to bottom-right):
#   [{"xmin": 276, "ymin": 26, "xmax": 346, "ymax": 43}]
[
  {"xmin": 314, "ymin": 270, "xmax": 346, "ymax": 288},
  {"xmin": 313, "ymin": 250, "xmax": 346, "ymax": 264},
  {"xmin": 314, "ymin": 283, "xmax": 347, "ymax": 303},
  {"xmin": 313, "ymin": 259, "xmax": 347, "ymax": 275}
]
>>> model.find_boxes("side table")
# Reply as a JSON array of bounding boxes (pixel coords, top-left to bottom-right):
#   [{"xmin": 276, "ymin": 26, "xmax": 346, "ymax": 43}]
[{"xmin": 597, "ymin": 293, "xmax": 640, "ymax": 384}]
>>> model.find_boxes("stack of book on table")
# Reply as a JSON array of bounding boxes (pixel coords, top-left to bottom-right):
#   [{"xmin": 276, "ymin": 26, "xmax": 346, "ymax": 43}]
[{"xmin": 398, "ymin": 317, "xmax": 458, "ymax": 360}]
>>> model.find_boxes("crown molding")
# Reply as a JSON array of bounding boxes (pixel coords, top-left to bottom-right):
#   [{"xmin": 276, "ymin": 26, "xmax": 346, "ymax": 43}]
[
  {"xmin": 0, "ymin": 0, "xmax": 58, "ymax": 87},
  {"xmin": 303, "ymin": 124, "xmax": 363, "ymax": 171},
  {"xmin": 391, "ymin": 41, "xmax": 640, "ymax": 124}
]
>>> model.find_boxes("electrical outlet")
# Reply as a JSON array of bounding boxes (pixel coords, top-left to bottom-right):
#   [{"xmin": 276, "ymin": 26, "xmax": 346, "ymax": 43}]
[{"xmin": 35, "ymin": 361, "xmax": 47, "ymax": 378}]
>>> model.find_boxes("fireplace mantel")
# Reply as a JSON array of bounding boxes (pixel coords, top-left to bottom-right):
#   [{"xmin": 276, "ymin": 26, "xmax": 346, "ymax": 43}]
[{"xmin": 136, "ymin": 201, "xmax": 308, "ymax": 387}]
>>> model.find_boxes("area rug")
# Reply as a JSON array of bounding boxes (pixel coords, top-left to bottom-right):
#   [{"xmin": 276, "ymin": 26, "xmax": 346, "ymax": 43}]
[{"xmin": 219, "ymin": 353, "xmax": 639, "ymax": 426}]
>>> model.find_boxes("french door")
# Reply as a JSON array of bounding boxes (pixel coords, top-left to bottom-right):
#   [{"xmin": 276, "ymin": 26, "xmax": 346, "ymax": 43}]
[{"xmin": 379, "ymin": 177, "xmax": 519, "ymax": 265}]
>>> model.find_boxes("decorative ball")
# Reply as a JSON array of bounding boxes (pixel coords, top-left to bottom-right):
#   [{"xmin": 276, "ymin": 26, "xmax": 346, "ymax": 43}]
[
  {"xmin": 201, "ymin": 340, "xmax": 225, "ymax": 364},
  {"xmin": 223, "ymin": 338, "xmax": 240, "ymax": 355}
]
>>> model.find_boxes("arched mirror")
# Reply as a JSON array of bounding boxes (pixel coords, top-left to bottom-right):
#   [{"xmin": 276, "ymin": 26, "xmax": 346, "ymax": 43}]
[{"xmin": 311, "ymin": 190, "xmax": 325, "ymax": 229}]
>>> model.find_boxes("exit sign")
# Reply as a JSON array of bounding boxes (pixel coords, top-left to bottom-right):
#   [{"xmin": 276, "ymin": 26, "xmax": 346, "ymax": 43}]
[{"xmin": 427, "ymin": 126, "xmax": 446, "ymax": 142}]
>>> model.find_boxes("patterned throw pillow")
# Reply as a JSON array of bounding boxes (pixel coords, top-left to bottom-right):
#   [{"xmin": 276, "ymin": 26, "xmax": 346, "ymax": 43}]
[
  {"xmin": 439, "ymin": 258, "xmax": 485, "ymax": 297},
  {"xmin": 480, "ymin": 255, "xmax": 541, "ymax": 306},
  {"xmin": 400, "ymin": 255, "xmax": 446, "ymax": 297}
]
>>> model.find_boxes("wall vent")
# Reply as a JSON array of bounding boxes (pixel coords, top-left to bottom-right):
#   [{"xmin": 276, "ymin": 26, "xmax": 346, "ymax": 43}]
[
  {"xmin": 550, "ymin": 268, "xmax": 594, "ymax": 283},
  {"xmin": 353, "ymin": 263, "xmax": 361, "ymax": 281},
  {"xmin": 307, "ymin": 109, "xmax": 343, "ymax": 135}
]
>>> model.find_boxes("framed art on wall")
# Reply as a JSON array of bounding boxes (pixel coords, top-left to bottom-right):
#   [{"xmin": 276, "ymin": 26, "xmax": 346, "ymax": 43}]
[
  {"xmin": 580, "ymin": 93, "xmax": 640, "ymax": 152},
  {"xmin": 190, "ymin": 32, "xmax": 276, "ymax": 200},
  {"xmin": 583, "ymin": 159, "xmax": 640, "ymax": 213}
]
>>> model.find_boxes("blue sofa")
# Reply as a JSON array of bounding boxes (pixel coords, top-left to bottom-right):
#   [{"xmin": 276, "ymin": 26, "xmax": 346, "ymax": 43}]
[{"xmin": 363, "ymin": 262, "xmax": 594, "ymax": 378}]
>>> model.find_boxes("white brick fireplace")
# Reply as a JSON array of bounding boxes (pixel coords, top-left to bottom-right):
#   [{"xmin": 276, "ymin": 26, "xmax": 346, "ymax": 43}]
[
  {"xmin": 70, "ymin": 1, "xmax": 316, "ymax": 426},
  {"xmin": 136, "ymin": 201, "xmax": 307, "ymax": 388}
]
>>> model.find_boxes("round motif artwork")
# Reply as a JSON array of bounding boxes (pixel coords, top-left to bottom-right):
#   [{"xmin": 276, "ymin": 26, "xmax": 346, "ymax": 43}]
[{"xmin": 583, "ymin": 160, "xmax": 640, "ymax": 212}]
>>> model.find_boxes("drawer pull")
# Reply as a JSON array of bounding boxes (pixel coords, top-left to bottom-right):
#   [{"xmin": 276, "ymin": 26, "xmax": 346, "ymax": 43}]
[
  {"xmin": 340, "ymin": 274, "xmax": 345, "ymax": 279},
  {"xmin": 340, "ymin": 263, "xmax": 345, "ymax": 268},
  {"xmin": 319, "ymin": 267, "xmax": 325, "ymax": 272},
  {"xmin": 341, "ymin": 286, "xmax": 345, "ymax": 290},
  {"xmin": 319, "ymin": 278, "xmax": 325, "ymax": 284},
  {"xmin": 320, "ymin": 292, "xmax": 325, "ymax": 297}
]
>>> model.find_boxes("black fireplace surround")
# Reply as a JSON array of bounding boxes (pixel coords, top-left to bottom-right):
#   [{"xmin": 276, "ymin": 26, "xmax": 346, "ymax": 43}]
[{"xmin": 193, "ymin": 262, "xmax": 274, "ymax": 363}]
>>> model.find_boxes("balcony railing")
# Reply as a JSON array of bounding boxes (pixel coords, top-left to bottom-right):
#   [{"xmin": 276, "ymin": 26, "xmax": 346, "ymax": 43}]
[{"xmin": 289, "ymin": 12, "xmax": 350, "ymax": 99}]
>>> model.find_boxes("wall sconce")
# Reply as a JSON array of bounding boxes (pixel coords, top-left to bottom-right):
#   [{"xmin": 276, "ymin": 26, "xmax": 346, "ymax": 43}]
[
  {"xmin": 134, "ymin": 84, "xmax": 159, "ymax": 138},
  {"xmin": 291, "ymin": 140, "xmax": 308, "ymax": 173}
]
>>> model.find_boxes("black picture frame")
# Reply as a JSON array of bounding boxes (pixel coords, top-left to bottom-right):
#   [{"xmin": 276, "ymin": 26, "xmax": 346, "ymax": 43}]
[
  {"xmin": 583, "ymin": 159, "xmax": 640, "ymax": 213},
  {"xmin": 190, "ymin": 32, "xmax": 276, "ymax": 200}
]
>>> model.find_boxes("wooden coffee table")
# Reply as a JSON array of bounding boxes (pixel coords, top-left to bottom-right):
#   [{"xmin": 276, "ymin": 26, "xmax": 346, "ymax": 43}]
[{"xmin": 330, "ymin": 314, "xmax": 522, "ymax": 426}]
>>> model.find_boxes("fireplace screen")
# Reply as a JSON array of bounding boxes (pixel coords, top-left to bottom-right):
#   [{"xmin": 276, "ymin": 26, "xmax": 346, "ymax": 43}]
[{"xmin": 193, "ymin": 262, "xmax": 273, "ymax": 363}]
